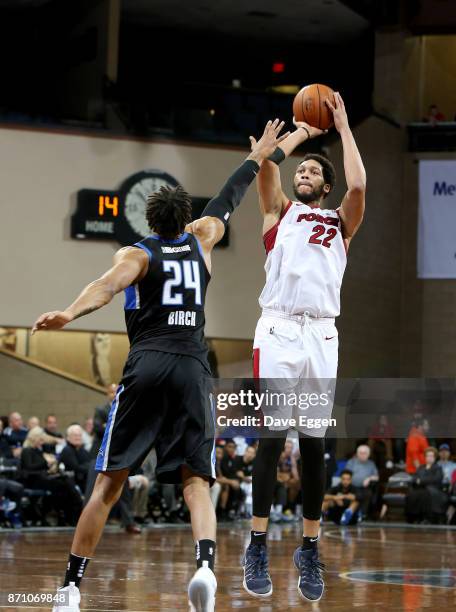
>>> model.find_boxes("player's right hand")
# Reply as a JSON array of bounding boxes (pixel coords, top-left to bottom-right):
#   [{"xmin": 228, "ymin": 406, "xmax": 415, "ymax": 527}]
[
  {"xmin": 31, "ymin": 310, "xmax": 73, "ymax": 335},
  {"xmin": 292, "ymin": 116, "xmax": 327, "ymax": 138}
]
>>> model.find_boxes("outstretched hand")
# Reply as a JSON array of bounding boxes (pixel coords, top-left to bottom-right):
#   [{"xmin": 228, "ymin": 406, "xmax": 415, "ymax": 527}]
[
  {"xmin": 31, "ymin": 311, "xmax": 73, "ymax": 335},
  {"xmin": 325, "ymin": 92, "xmax": 349, "ymax": 133},
  {"xmin": 249, "ymin": 118, "xmax": 290, "ymax": 157}
]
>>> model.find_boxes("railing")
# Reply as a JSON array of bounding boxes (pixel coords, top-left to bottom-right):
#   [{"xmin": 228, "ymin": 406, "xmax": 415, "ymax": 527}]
[
  {"xmin": 407, "ymin": 122, "xmax": 456, "ymax": 152},
  {"xmin": 0, "ymin": 348, "xmax": 105, "ymax": 393}
]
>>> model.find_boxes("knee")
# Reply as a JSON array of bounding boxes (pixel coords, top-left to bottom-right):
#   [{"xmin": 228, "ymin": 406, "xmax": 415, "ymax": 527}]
[
  {"xmin": 94, "ymin": 473, "xmax": 127, "ymax": 506},
  {"xmin": 212, "ymin": 482, "xmax": 221, "ymax": 494},
  {"xmin": 183, "ymin": 477, "xmax": 209, "ymax": 506},
  {"xmin": 12, "ymin": 481, "xmax": 24, "ymax": 494},
  {"xmin": 139, "ymin": 475, "xmax": 149, "ymax": 489},
  {"xmin": 130, "ymin": 474, "xmax": 149, "ymax": 490}
]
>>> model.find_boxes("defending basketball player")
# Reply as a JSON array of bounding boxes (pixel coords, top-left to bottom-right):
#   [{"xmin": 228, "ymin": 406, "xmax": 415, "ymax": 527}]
[
  {"xmin": 31, "ymin": 119, "xmax": 289, "ymax": 612},
  {"xmin": 243, "ymin": 93, "xmax": 366, "ymax": 602}
]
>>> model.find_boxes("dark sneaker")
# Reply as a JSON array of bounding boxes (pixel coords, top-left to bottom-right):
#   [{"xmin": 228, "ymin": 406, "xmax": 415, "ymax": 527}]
[
  {"xmin": 293, "ymin": 546, "xmax": 325, "ymax": 602},
  {"xmin": 242, "ymin": 543, "xmax": 273, "ymax": 597}
]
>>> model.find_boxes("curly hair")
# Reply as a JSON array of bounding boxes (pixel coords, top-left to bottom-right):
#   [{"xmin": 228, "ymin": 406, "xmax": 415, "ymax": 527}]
[
  {"xmin": 299, "ymin": 153, "xmax": 336, "ymax": 198},
  {"xmin": 145, "ymin": 185, "xmax": 193, "ymax": 239}
]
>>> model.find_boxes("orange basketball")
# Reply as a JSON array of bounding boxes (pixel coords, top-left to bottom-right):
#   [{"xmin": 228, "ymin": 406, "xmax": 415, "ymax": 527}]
[{"xmin": 292, "ymin": 83, "xmax": 335, "ymax": 130}]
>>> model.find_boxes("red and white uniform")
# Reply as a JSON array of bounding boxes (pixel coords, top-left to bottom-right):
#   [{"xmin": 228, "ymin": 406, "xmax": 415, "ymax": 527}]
[
  {"xmin": 253, "ymin": 201, "xmax": 347, "ymax": 435},
  {"xmin": 259, "ymin": 201, "xmax": 347, "ymax": 318}
]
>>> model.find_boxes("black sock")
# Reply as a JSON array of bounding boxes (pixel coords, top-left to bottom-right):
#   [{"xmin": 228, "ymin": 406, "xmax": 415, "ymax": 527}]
[
  {"xmin": 63, "ymin": 553, "xmax": 91, "ymax": 587},
  {"xmin": 195, "ymin": 539, "xmax": 216, "ymax": 571},
  {"xmin": 250, "ymin": 530, "xmax": 267, "ymax": 546},
  {"xmin": 302, "ymin": 535, "xmax": 319, "ymax": 551}
]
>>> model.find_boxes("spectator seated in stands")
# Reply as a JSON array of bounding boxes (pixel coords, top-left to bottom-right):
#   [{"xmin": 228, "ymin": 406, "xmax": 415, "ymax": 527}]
[
  {"xmin": 0, "ymin": 475, "xmax": 24, "ymax": 526},
  {"xmin": 128, "ymin": 473, "xmax": 150, "ymax": 524},
  {"xmin": 27, "ymin": 416, "xmax": 40, "ymax": 430},
  {"xmin": 324, "ymin": 437, "xmax": 338, "ymax": 491},
  {"xmin": 82, "ymin": 417, "xmax": 94, "ymax": 452},
  {"xmin": 274, "ymin": 440, "xmax": 300, "ymax": 522},
  {"xmin": 345, "ymin": 444, "xmax": 379, "ymax": 519},
  {"xmin": 42, "ymin": 414, "xmax": 65, "ymax": 454},
  {"xmin": 236, "ymin": 444, "xmax": 256, "ymax": 518},
  {"xmin": 142, "ymin": 449, "xmax": 183, "ymax": 524},
  {"xmin": 423, "ymin": 104, "xmax": 445, "ymax": 125},
  {"xmin": 4, "ymin": 411, "xmax": 28, "ymax": 458},
  {"xmin": 437, "ymin": 443, "xmax": 456, "ymax": 488},
  {"xmin": 21, "ymin": 427, "xmax": 83, "ymax": 526},
  {"xmin": 367, "ymin": 413, "xmax": 394, "ymax": 468},
  {"xmin": 90, "ymin": 383, "xmax": 117, "ymax": 461},
  {"xmin": 217, "ymin": 439, "xmax": 242, "ymax": 520},
  {"xmin": 322, "ymin": 469, "xmax": 360, "ymax": 526},
  {"xmin": 59, "ymin": 424, "xmax": 91, "ymax": 492},
  {"xmin": 405, "ymin": 447, "xmax": 448, "ymax": 524},
  {"xmin": 0, "ymin": 416, "xmax": 24, "ymax": 525},
  {"xmin": 210, "ymin": 446, "xmax": 225, "ymax": 512},
  {"xmin": 406, "ymin": 418, "xmax": 429, "ymax": 475},
  {"xmin": 0, "ymin": 418, "xmax": 15, "ymax": 462},
  {"xmin": 449, "ymin": 468, "xmax": 456, "ymax": 525}
]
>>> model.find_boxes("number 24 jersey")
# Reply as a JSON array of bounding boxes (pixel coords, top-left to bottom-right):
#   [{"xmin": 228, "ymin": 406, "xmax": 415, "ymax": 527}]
[{"xmin": 124, "ymin": 232, "xmax": 210, "ymax": 369}]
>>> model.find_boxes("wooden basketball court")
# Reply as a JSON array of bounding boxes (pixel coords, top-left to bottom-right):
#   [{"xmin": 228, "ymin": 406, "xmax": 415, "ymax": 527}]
[{"xmin": 1, "ymin": 522, "xmax": 455, "ymax": 610}]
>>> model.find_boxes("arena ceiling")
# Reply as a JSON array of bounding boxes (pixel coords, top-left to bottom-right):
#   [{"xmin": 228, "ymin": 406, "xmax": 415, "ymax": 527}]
[
  {"xmin": 0, "ymin": 0, "xmax": 371, "ymax": 43},
  {"xmin": 121, "ymin": 0, "xmax": 370, "ymax": 43}
]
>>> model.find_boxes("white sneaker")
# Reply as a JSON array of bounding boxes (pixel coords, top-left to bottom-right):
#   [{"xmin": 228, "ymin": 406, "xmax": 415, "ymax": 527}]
[
  {"xmin": 52, "ymin": 583, "xmax": 80, "ymax": 612},
  {"xmin": 188, "ymin": 566, "xmax": 217, "ymax": 612}
]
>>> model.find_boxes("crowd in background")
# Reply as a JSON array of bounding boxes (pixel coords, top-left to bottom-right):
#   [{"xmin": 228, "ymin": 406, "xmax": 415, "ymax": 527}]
[
  {"xmin": 422, "ymin": 103, "xmax": 456, "ymax": 125},
  {"xmin": 1, "ymin": 388, "xmax": 456, "ymax": 530}
]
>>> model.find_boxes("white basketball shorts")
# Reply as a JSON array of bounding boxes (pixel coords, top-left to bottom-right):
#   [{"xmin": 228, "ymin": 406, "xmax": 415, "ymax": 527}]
[{"xmin": 252, "ymin": 308, "xmax": 338, "ymax": 436}]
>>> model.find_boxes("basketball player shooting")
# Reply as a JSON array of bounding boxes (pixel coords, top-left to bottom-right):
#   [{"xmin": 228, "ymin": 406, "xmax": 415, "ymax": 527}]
[
  {"xmin": 31, "ymin": 119, "xmax": 289, "ymax": 612},
  {"xmin": 242, "ymin": 93, "xmax": 366, "ymax": 602}
]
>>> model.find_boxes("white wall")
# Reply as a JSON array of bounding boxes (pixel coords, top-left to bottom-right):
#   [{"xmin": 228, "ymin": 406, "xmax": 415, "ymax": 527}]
[{"xmin": 0, "ymin": 126, "xmax": 301, "ymax": 339}]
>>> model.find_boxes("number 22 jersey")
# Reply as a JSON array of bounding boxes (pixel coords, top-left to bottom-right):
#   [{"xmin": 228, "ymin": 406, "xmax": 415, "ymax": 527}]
[
  {"xmin": 124, "ymin": 232, "xmax": 210, "ymax": 370},
  {"xmin": 259, "ymin": 201, "xmax": 347, "ymax": 318}
]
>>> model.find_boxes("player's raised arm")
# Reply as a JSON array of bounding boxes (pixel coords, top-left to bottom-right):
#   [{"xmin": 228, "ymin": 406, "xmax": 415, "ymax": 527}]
[
  {"xmin": 326, "ymin": 92, "xmax": 366, "ymax": 239},
  {"xmin": 31, "ymin": 248, "xmax": 149, "ymax": 334},
  {"xmin": 255, "ymin": 120, "xmax": 326, "ymax": 232},
  {"xmin": 186, "ymin": 119, "xmax": 289, "ymax": 267}
]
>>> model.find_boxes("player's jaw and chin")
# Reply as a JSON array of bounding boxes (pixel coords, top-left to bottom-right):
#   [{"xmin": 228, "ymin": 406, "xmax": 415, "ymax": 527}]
[{"xmin": 292, "ymin": 181, "xmax": 326, "ymax": 206}]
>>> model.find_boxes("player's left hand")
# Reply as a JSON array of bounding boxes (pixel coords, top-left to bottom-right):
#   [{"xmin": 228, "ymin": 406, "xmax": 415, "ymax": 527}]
[
  {"xmin": 325, "ymin": 92, "xmax": 349, "ymax": 132},
  {"xmin": 249, "ymin": 118, "xmax": 290, "ymax": 157},
  {"xmin": 31, "ymin": 310, "xmax": 73, "ymax": 335}
]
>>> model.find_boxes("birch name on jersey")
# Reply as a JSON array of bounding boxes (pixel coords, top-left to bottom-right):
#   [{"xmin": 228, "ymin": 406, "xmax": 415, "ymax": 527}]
[
  {"xmin": 168, "ymin": 310, "xmax": 197, "ymax": 326},
  {"xmin": 161, "ymin": 245, "xmax": 192, "ymax": 253}
]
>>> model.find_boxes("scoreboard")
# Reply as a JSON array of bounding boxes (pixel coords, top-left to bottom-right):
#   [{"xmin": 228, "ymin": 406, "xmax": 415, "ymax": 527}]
[{"xmin": 71, "ymin": 170, "xmax": 229, "ymax": 247}]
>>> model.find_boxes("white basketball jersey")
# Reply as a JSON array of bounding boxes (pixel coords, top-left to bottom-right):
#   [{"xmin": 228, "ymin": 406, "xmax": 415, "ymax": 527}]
[{"xmin": 259, "ymin": 201, "xmax": 347, "ymax": 318}]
